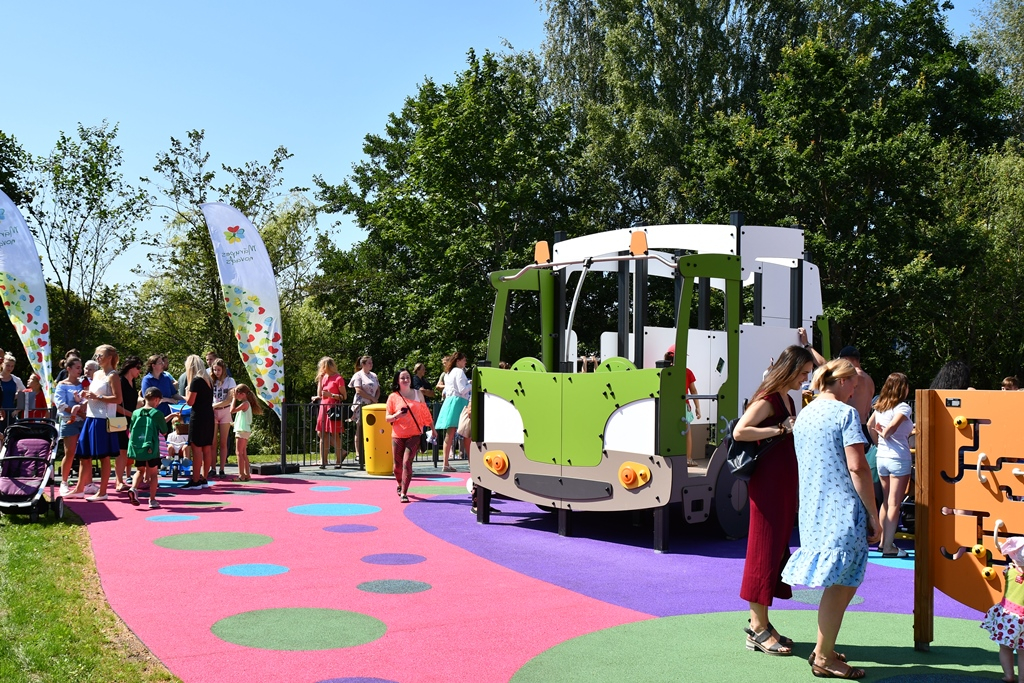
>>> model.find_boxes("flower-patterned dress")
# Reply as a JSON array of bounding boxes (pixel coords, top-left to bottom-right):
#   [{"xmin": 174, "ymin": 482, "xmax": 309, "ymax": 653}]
[
  {"xmin": 982, "ymin": 566, "xmax": 1024, "ymax": 649},
  {"xmin": 781, "ymin": 398, "xmax": 869, "ymax": 588}
]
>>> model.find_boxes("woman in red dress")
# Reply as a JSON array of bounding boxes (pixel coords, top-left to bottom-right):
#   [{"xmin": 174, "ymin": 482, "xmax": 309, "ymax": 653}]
[
  {"xmin": 316, "ymin": 357, "xmax": 348, "ymax": 468},
  {"xmin": 732, "ymin": 345, "xmax": 815, "ymax": 656}
]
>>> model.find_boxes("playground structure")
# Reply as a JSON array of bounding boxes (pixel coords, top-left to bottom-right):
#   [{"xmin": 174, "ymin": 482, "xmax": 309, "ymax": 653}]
[
  {"xmin": 469, "ymin": 212, "xmax": 830, "ymax": 550},
  {"xmin": 914, "ymin": 389, "xmax": 1024, "ymax": 650}
]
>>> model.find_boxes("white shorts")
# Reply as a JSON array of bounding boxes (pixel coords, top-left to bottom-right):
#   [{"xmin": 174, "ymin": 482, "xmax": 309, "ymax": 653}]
[{"xmin": 877, "ymin": 457, "xmax": 912, "ymax": 478}]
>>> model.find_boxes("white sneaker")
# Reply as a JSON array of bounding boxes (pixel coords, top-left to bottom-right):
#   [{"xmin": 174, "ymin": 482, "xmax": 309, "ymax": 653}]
[
  {"xmin": 59, "ymin": 483, "xmax": 70, "ymax": 497},
  {"xmin": 64, "ymin": 490, "xmax": 85, "ymax": 499},
  {"xmin": 84, "ymin": 483, "xmax": 99, "ymax": 495}
]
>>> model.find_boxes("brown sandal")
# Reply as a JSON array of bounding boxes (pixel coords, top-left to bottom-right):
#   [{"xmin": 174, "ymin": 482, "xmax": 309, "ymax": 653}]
[
  {"xmin": 808, "ymin": 651, "xmax": 847, "ymax": 665},
  {"xmin": 745, "ymin": 628, "xmax": 792, "ymax": 656},
  {"xmin": 810, "ymin": 659, "xmax": 864, "ymax": 679}
]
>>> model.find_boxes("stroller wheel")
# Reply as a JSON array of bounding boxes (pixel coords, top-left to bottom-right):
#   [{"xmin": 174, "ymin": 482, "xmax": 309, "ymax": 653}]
[{"xmin": 52, "ymin": 497, "xmax": 65, "ymax": 520}]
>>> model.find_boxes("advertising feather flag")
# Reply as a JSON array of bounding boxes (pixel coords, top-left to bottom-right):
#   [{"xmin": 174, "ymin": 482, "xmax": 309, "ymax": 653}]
[
  {"xmin": 0, "ymin": 189, "xmax": 52, "ymax": 404},
  {"xmin": 201, "ymin": 202, "xmax": 284, "ymax": 417}
]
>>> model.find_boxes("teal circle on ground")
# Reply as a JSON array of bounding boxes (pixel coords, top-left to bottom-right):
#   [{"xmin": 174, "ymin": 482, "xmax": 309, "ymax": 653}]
[
  {"xmin": 310, "ymin": 485, "xmax": 351, "ymax": 492},
  {"xmin": 146, "ymin": 515, "xmax": 199, "ymax": 523},
  {"xmin": 219, "ymin": 563, "xmax": 289, "ymax": 577},
  {"xmin": 288, "ymin": 503, "xmax": 381, "ymax": 516},
  {"xmin": 153, "ymin": 532, "xmax": 273, "ymax": 551},
  {"xmin": 211, "ymin": 608, "xmax": 385, "ymax": 650},
  {"xmin": 867, "ymin": 548, "xmax": 915, "ymax": 570},
  {"xmin": 357, "ymin": 579, "xmax": 431, "ymax": 594},
  {"xmin": 511, "ymin": 611, "xmax": 992, "ymax": 682},
  {"xmin": 791, "ymin": 589, "xmax": 865, "ymax": 606}
]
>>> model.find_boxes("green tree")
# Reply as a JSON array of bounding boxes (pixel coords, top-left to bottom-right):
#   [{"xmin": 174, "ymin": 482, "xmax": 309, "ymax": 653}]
[
  {"xmin": 24, "ymin": 122, "xmax": 150, "ymax": 352},
  {"xmin": 315, "ymin": 50, "xmax": 593, "ymax": 376},
  {"xmin": 973, "ymin": 0, "xmax": 1024, "ymax": 135},
  {"xmin": 0, "ymin": 130, "xmax": 30, "ymax": 206}
]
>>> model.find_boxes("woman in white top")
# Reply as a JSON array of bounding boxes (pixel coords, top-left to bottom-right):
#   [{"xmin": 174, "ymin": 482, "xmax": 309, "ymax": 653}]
[
  {"xmin": 349, "ymin": 355, "xmax": 380, "ymax": 464},
  {"xmin": 210, "ymin": 359, "xmax": 236, "ymax": 477},
  {"xmin": 867, "ymin": 372, "xmax": 915, "ymax": 558},
  {"xmin": 68, "ymin": 345, "xmax": 123, "ymax": 502},
  {"xmin": 434, "ymin": 352, "xmax": 470, "ymax": 472}
]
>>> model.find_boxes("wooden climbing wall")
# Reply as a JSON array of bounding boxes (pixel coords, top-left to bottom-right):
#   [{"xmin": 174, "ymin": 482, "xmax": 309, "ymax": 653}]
[{"xmin": 915, "ymin": 389, "xmax": 1024, "ymax": 650}]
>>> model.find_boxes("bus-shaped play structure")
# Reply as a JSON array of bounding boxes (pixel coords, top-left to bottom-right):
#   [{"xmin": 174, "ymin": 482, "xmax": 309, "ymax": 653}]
[{"xmin": 469, "ymin": 213, "xmax": 831, "ymax": 550}]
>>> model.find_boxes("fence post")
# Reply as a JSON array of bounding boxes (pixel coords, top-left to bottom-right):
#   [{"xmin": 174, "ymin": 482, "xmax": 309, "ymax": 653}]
[{"xmin": 279, "ymin": 404, "xmax": 288, "ymax": 471}]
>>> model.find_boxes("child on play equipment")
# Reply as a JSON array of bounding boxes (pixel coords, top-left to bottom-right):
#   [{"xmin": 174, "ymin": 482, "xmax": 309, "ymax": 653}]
[
  {"xmin": 981, "ymin": 536, "xmax": 1024, "ymax": 682},
  {"xmin": 126, "ymin": 388, "xmax": 178, "ymax": 509}
]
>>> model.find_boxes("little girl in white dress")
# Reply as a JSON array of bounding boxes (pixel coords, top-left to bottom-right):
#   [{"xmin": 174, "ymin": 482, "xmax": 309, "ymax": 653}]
[{"xmin": 982, "ymin": 536, "xmax": 1024, "ymax": 683}]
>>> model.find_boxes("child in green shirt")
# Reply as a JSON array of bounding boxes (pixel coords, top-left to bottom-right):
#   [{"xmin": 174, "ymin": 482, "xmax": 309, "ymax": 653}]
[{"xmin": 128, "ymin": 387, "xmax": 178, "ymax": 508}]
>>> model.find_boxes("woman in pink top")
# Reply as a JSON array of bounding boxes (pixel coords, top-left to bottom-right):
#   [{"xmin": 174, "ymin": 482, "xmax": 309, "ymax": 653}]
[
  {"xmin": 386, "ymin": 368, "xmax": 435, "ymax": 503},
  {"xmin": 315, "ymin": 357, "xmax": 348, "ymax": 468}
]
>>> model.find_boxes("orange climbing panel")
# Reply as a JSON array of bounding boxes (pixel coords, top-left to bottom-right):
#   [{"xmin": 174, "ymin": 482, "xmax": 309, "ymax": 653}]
[{"xmin": 915, "ymin": 389, "xmax": 1024, "ymax": 650}]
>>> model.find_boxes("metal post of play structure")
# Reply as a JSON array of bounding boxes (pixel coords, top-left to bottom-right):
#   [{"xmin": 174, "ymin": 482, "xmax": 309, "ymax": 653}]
[
  {"xmin": 554, "ymin": 230, "xmax": 569, "ymax": 373},
  {"xmin": 279, "ymin": 406, "xmax": 287, "ymax": 472},
  {"xmin": 633, "ymin": 246, "xmax": 648, "ymax": 368},
  {"xmin": 617, "ymin": 259, "xmax": 629, "ymax": 358}
]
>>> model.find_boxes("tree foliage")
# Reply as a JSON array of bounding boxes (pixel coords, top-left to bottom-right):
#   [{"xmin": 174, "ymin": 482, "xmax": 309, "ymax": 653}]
[
  {"xmin": 23, "ymin": 122, "xmax": 150, "ymax": 352},
  {"xmin": 314, "ymin": 50, "xmax": 596, "ymax": 376}
]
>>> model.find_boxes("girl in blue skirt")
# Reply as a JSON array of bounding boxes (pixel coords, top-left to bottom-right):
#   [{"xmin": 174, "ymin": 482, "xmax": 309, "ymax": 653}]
[{"xmin": 68, "ymin": 345, "xmax": 123, "ymax": 502}]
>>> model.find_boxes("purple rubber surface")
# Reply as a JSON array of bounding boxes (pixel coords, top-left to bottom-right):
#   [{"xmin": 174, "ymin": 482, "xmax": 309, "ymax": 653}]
[{"xmin": 407, "ymin": 495, "xmax": 981, "ymax": 621}]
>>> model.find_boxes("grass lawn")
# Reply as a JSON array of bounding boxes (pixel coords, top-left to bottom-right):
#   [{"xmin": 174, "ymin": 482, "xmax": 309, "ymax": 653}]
[{"xmin": 0, "ymin": 504, "xmax": 180, "ymax": 683}]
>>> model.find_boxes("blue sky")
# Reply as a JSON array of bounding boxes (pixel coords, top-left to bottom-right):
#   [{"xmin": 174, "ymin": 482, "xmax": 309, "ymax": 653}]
[{"xmin": 5, "ymin": 0, "xmax": 985, "ymax": 285}]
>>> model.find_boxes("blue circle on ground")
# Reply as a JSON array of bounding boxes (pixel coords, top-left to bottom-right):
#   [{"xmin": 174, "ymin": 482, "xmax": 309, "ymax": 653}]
[
  {"xmin": 317, "ymin": 678, "xmax": 399, "ymax": 683},
  {"xmin": 324, "ymin": 524, "xmax": 378, "ymax": 534},
  {"xmin": 310, "ymin": 485, "xmax": 351, "ymax": 492},
  {"xmin": 867, "ymin": 548, "xmax": 915, "ymax": 569},
  {"xmin": 420, "ymin": 477, "xmax": 461, "ymax": 483},
  {"xmin": 146, "ymin": 515, "xmax": 200, "ymax": 522},
  {"xmin": 361, "ymin": 553, "xmax": 426, "ymax": 565},
  {"xmin": 288, "ymin": 503, "xmax": 381, "ymax": 517},
  {"xmin": 219, "ymin": 563, "xmax": 290, "ymax": 577}
]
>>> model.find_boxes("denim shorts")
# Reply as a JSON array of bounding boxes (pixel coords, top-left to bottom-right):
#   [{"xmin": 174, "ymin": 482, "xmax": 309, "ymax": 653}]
[{"xmin": 876, "ymin": 457, "xmax": 912, "ymax": 478}]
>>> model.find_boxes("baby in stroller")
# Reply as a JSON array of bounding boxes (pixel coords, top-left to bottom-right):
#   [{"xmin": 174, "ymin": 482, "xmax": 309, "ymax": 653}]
[{"xmin": 160, "ymin": 405, "xmax": 192, "ymax": 481}]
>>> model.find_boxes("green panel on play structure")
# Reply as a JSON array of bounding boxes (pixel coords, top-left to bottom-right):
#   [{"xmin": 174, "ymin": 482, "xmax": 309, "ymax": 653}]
[
  {"xmin": 561, "ymin": 362, "xmax": 661, "ymax": 468},
  {"xmin": 477, "ymin": 362, "xmax": 563, "ymax": 466}
]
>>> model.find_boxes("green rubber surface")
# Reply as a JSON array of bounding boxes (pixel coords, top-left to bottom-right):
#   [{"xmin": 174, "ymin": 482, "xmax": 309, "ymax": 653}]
[
  {"xmin": 407, "ymin": 485, "xmax": 467, "ymax": 495},
  {"xmin": 153, "ymin": 532, "xmax": 273, "ymax": 551},
  {"xmin": 511, "ymin": 611, "xmax": 993, "ymax": 682},
  {"xmin": 211, "ymin": 608, "xmax": 386, "ymax": 650}
]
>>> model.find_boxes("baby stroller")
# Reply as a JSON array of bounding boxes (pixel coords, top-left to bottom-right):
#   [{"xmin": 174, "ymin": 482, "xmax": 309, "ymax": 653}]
[
  {"xmin": 160, "ymin": 404, "xmax": 193, "ymax": 482},
  {"xmin": 0, "ymin": 419, "xmax": 63, "ymax": 522}
]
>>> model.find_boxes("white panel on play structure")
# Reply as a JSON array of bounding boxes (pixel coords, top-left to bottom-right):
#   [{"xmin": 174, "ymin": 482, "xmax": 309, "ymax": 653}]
[
  {"xmin": 684, "ymin": 330, "xmax": 727, "ymax": 428},
  {"xmin": 603, "ymin": 398, "xmax": 656, "ymax": 455},
  {"xmin": 803, "ymin": 262, "xmax": 823, "ymax": 325},
  {"xmin": 566, "ymin": 330, "xmax": 578, "ymax": 371},
  {"xmin": 760, "ymin": 260, "xmax": 792, "ymax": 327},
  {"xmin": 560, "ymin": 249, "xmax": 677, "ymax": 279},
  {"xmin": 481, "ymin": 393, "xmax": 525, "ymax": 443},
  {"xmin": 738, "ymin": 324, "xmax": 805, "ymax": 416},
  {"xmin": 596, "ymin": 327, "xmax": 681, "ymax": 369},
  {"xmin": 552, "ymin": 224, "xmax": 737, "ymax": 264},
  {"xmin": 739, "ymin": 225, "xmax": 804, "ymax": 280}
]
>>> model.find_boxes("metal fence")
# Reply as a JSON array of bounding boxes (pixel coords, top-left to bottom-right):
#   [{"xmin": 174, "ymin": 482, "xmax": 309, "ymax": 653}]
[{"xmin": 271, "ymin": 401, "xmax": 467, "ymax": 472}]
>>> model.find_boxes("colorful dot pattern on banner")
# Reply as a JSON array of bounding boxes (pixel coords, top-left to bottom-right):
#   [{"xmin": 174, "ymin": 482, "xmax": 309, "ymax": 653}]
[
  {"xmin": 0, "ymin": 272, "xmax": 52, "ymax": 403},
  {"xmin": 222, "ymin": 284, "xmax": 284, "ymax": 416}
]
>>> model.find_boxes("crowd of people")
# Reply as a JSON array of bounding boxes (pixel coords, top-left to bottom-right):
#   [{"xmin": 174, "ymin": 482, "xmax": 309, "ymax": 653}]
[{"xmin": 0, "ymin": 343, "xmax": 264, "ymax": 507}]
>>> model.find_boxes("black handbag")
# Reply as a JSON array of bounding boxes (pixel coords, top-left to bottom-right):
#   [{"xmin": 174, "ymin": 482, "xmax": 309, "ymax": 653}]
[
  {"xmin": 326, "ymin": 404, "xmax": 345, "ymax": 421},
  {"xmin": 724, "ymin": 416, "xmax": 785, "ymax": 481}
]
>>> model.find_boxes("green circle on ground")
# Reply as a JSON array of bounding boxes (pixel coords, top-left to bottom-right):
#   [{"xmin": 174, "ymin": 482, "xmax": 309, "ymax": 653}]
[
  {"xmin": 406, "ymin": 485, "xmax": 466, "ymax": 495},
  {"xmin": 153, "ymin": 532, "xmax": 273, "ymax": 551},
  {"xmin": 511, "ymin": 611, "xmax": 992, "ymax": 683},
  {"xmin": 357, "ymin": 579, "xmax": 432, "ymax": 594},
  {"xmin": 211, "ymin": 608, "xmax": 385, "ymax": 650}
]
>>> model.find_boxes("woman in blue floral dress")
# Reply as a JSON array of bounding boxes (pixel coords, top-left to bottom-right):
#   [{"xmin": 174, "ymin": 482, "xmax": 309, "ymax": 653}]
[{"xmin": 782, "ymin": 359, "xmax": 881, "ymax": 679}]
